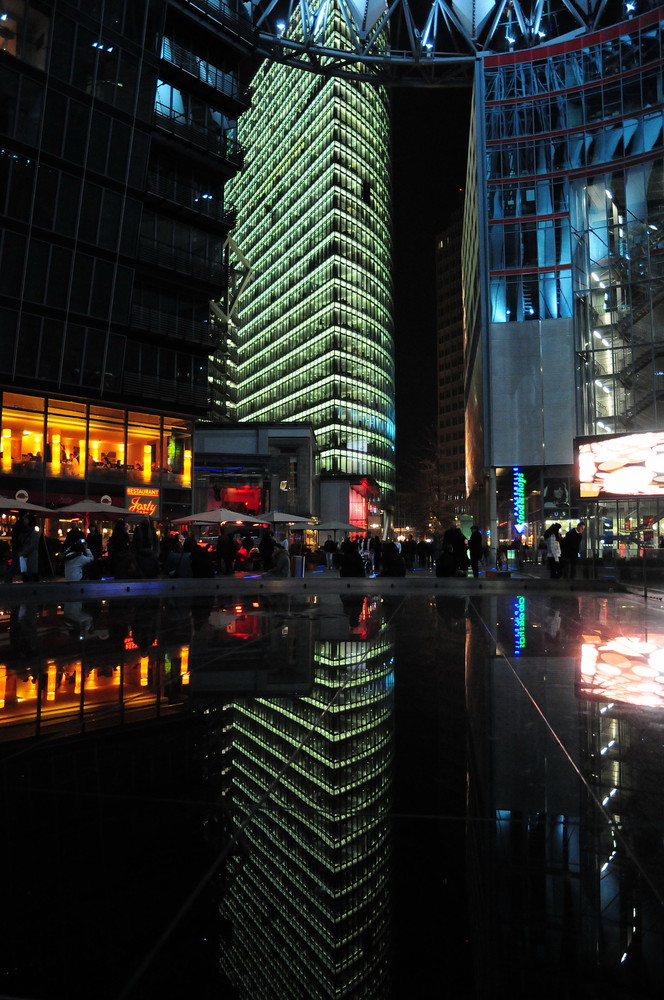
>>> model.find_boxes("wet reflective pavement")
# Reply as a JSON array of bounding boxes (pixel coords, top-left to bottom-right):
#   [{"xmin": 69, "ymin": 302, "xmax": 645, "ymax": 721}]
[{"xmin": 1, "ymin": 584, "xmax": 663, "ymax": 998}]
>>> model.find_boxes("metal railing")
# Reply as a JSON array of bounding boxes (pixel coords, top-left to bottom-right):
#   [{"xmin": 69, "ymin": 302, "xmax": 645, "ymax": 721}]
[{"xmin": 154, "ymin": 108, "xmax": 245, "ymax": 167}]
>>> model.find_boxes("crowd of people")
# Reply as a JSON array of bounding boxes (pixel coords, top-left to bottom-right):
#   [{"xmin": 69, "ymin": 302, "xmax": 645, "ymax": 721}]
[{"xmin": 0, "ymin": 516, "xmax": 588, "ymax": 583}]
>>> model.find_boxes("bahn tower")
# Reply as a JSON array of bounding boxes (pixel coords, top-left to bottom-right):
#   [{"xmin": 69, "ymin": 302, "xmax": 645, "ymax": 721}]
[{"xmin": 227, "ymin": 3, "xmax": 395, "ymax": 511}]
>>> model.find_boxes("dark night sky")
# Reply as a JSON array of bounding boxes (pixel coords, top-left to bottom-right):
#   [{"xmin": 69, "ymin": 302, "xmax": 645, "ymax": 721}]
[{"xmin": 391, "ymin": 86, "xmax": 472, "ymax": 480}]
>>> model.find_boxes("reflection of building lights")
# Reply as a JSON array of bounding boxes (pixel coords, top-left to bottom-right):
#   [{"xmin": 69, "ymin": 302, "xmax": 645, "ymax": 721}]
[
  {"xmin": 1, "ymin": 428, "xmax": 10, "ymax": 472},
  {"xmin": 513, "ymin": 596, "xmax": 526, "ymax": 655},
  {"xmin": 180, "ymin": 646, "xmax": 190, "ymax": 684},
  {"xmin": 140, "ymin": 655, "xmax": 149, "ymax": 686},
  {"xmin": 47, "ymin": 659, "xmax": 57, "ymax": 702}
]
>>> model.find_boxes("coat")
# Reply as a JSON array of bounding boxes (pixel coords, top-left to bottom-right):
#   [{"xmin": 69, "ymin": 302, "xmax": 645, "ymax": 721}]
[{"xmin": 64, "ymin": 547, "xmax": 94, "ymax": 582}]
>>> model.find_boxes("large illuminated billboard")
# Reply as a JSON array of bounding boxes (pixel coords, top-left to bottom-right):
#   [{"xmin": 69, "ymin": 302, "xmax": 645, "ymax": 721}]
[{"xmin": 577, "ymin": 432, "xmax": 664, "ymax": 498}]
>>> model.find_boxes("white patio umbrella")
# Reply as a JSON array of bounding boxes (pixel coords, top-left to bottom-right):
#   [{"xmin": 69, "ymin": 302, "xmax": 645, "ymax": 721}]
[
  {"xmin": 172, "ymin": 508, "xmax": 258, "ymax": 525},
  {"xmin": 314, "ymin": 521, "xmax": 365, "ymax": 533},
  {"xmin": 0, "ymin": 495, "xmax": 52, "ymax": 514},
  {"xmin": 259, "ymin": 510, "xmax": 316, "ymax": 526},
  {"xmin": 55, "ymin": 499, "xmax": 135, "ymax": 517}
]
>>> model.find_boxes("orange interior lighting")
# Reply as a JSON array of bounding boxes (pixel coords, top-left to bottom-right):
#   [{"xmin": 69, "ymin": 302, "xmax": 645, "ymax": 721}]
[
  {"xmin": 180, "ymin": 645, "xmax": 190, "ymax": 684},
  {"xmin": 46, "ymin": 659, "xmax": 57, "ymax": 702}
]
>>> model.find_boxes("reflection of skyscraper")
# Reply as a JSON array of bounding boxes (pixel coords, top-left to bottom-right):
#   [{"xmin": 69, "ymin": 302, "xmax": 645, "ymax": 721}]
[
  {"xmin": 227, "ymin": 5, "xmax": 396, "ymax": 510},
  {"xmin": 221, "ymin": 595, "xmax": 393, "ymax": 997}
]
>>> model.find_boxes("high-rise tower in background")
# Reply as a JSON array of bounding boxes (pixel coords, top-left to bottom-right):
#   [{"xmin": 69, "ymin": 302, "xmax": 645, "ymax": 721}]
[
  {"xmin": 435, "ymin": 203, "xmax": 467, "ymax": 518},
  {"xmin": 227, "ymin": 5, "xmax": 395, "ymax": 511}
]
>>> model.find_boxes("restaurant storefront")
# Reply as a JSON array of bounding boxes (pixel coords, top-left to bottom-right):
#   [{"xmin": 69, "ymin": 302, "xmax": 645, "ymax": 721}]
[{"xmin": 0, "ymin": 391, "xmax": 193, "ymax": 519}]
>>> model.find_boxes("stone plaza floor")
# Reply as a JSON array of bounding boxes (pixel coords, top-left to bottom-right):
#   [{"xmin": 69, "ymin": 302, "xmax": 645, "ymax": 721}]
[{"xmin": 0, "ymin": 572, "xmax": 662, "ymax": 998}]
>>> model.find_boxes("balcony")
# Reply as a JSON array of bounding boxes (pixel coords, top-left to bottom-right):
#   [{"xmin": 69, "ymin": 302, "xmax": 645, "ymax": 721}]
[
  {"xmin": 138, "ymin": 238, "xmax": 228, "ymax": 287},
  {"xmin": 154, "ymin": 108, "xmax": 245, "ymax": 167},
  {"xmin": 121, "ymin": 371, "xmax": 209, "ymax": 411},
  {"xmin": 181, "ymin": 0, "xmax": 255, "ymax": 44},
  {"xmin": 146, "ymin": 171, "xmax": 237, "ymax": 228},
  {"xmin": 131, "ymin": 304, "xmax": 218, "ymax": 349},
  {"xmin": 160, "ymin": 38, "xmax": 244, "ymax": 102}
]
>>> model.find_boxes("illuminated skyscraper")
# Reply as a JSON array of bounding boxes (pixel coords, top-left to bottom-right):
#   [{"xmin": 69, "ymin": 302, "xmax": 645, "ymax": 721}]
[{"xmin": 227, "ymin": 6, "xmax": 395, "ymax": 510}]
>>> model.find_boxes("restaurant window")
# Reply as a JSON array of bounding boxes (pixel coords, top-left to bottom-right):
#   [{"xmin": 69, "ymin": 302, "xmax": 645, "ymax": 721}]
[
  {"xmin": 128, "ymin": 411, "xmax": 161, "ymax": 484},
  {"xmin": 88, "ymin": 405, "xmax": 126, "ymax": 479},
  {"xmin": 46, "ymin": 398, "xmax": 86, "ymax": 478},
  {"xmin": 1, "ymin": 391, "xmax": 45, "ymax": 477},
  {"xmin": 162, "ymin": 418, "xmax": 191, "ymax": 485}
]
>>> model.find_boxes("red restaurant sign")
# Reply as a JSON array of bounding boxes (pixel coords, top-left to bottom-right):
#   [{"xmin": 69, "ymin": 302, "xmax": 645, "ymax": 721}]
[{"xmin": 126, "ymin": 487, "xmax": 160, "ymax": 518}]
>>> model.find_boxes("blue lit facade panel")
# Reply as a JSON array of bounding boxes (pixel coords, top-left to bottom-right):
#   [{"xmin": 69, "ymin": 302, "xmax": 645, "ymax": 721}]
[{"xmin": 478, "ymin": 8, "xmax": 664, "ymax": 462}]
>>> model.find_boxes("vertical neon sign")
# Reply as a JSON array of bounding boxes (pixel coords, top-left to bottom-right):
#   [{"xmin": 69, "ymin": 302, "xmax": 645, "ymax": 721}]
[{"xmin": 513, "ymin": 466, "xmax": 526, "ymax": 531}]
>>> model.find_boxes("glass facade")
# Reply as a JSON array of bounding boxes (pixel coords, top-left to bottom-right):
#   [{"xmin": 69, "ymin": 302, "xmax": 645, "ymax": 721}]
[
  {"xmin": 0, "ymin": 0, "xmax": 254, "ymax": 440},
  {"xmin": 0, "ymin": 390, "xmax": 192, "ymax": 502},
  {"xmin": 465, "ymin": 7, "xmax": 664, "ymax": 544},
  {"xmin": 227, "ymin": 8, "xmax": 395, "ymax": 507}
]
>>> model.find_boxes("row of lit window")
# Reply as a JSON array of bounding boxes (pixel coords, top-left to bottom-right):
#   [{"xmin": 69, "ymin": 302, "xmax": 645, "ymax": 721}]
[
  {"xmin": 487, "ymin": 178, "xmax": 569, "ymax": 221},
  {"xmin": 244, "ymin": 173, "xmax": 390, "ymax": 267},
  {"xmin": 0, "ymin": 391, "xmax": 192, "ymax": 482},
  {"xmin": 315, "ymin": 408, "xmax": 396, "ymax": 444},
  {"xmin": 332, "ymin": 130, "xmax": 390, "ymax": 190},
  {"xmin": 240, "ymin": 284, "xmax": 393, "ymax": 351},
  {"xmin": 486, "ymin": 110, "xmax": 663, "ymax": 180},
  {"xmin": 249, "ymin": 237, "xmax": 391, "ymax": 310},
  {"xmin": 239, "ymin": 322, "xmax": 394, "ymax": 392},
  {"xmin": 237, "ymin": 86, "xmax": 334, "ymax": 182},
  {"xmin": 242, "ymin": 329, "xmax": 394, "ymax": 384},
  {"xmin": 245, "ymin": 196, "xmax": 391, "ymax": 290},
  {"xmin": 485, "ymin": 23, "xmax": 662, "ymax": 101},
  {"xmin": 241, "ymin": 353, "xmax": 394, "ymax": 402},
  {"xmin": 334, "ymin": 93, "xmax": 390, "ymax": 150},
  {"xmin": 485, "ymin": 70, "xmax": 660, "ymax": 139},
  {"xmin": 489, "ymin": 218, "xmax": 571, "ymax": 270},
  {"xmin": 241, "ymin": 337, "xmax": 394, "ymax": 394},
  {"xmin": 240, "ymin": 373, "xmax": 394, "ymax": 422},
  {"xmin": 489, "ymin": 271, "xmax": 573, "ymax": 322}
]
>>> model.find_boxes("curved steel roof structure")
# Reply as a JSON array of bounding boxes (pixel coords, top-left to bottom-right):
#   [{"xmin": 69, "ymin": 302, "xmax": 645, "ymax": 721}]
[{"xmin": 250, "ymin": 0, "xmax": 645, "ymax": 85}]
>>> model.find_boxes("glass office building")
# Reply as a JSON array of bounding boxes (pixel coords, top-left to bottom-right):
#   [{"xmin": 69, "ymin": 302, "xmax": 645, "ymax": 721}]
[
  {"xmin": 0, "ymin": 0, "xmax": 254, "ymax": 515},
  {"xmin": 227, "ymin": 6, "xmax": 396, "ymax": 509},
  {"xmin": 464, "ymin": 5, "xmax": 664, "ymax": 544}
]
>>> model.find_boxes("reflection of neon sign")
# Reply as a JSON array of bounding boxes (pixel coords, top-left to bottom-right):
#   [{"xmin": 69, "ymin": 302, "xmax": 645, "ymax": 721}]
[
  {"xmin": 513, "ymin": 596, "xmax": 526, "ymax": 655},
  {"xmin": 513, "ymin": 467, "xmax": 526, "ymax": 526}
]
